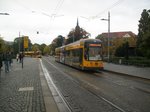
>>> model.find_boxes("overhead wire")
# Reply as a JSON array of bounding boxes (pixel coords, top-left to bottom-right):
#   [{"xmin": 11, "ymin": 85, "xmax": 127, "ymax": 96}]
[
  {"xmin": 44, "ymin": 0, "xmax": 64, "ymax": 35},
  {"xmin": 12, "ymin": 0, "xmax": 64, "ymax": 17},
  {"xmin": 12, "ymin": 0, "xmax": 64, "ymax": 34},
  {"xmin": 49, "ymin": 0, "xmax": 64, "ymax": 21},
  {"xmin": 13, "ymin": 0, "xmax": 34, "ymax": 12},
  {"xmin": 53, "ymin": 0, "xmax": 64, "ymax": 15},
  {"xmin": 91, "ymin": 0, "xmax": 125, "ymax": 19}
]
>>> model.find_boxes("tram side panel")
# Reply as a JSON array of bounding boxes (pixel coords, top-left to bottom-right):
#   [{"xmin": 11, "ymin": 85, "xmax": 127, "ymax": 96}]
[{"xmin": 64, "ymin": 48, "xmax": 83, "ymax": 69}]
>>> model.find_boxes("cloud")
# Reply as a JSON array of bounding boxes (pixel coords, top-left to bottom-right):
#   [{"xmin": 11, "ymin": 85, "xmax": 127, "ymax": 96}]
[{"xmin": 0, "ymin": 0, "xmax": 150, "ymax": 44}]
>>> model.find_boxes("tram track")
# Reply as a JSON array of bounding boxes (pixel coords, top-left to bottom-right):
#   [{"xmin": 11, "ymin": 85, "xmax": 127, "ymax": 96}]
[
  {"xmin": 97, "ymin": 70, "xmax": 150, "ymax": 94},
  {"xmin": 45, "ymin": 56, "xmax": 150, "ymax": 112},
  {"xmin": 46, "ymin": 56, "xmax": 150, "ymax": 95},
  {"xmin": 42, "ymin": 57, "xmax": 126, "ymax": 112},
  {"xmin": 69, "ymin": 64, "xmax": 150, "ymax": 96}
]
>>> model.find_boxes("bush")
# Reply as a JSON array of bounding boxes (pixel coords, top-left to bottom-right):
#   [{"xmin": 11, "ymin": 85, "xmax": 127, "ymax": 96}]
[{"xmin": 108, "ymin": 56, "xmax": 150, "ymax": 67}]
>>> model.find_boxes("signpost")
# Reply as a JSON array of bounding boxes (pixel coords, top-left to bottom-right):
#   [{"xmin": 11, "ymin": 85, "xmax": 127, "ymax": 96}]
[
  {"xmin": 22, "ymin": 37, "xmax": 24, "ymax": 69},
  {"xmin": 22, "ymin": 36, "xmax": 28, "ymax": 68},
  {"xmin": 24, "ymin": 36, "xmax": 28, "ymax": 49}
]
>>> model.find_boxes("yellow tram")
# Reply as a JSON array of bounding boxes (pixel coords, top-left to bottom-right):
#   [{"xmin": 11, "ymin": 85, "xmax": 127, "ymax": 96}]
[{"xmin": 55, "ymin": 39, "xmax": 103, "ymax": 70}]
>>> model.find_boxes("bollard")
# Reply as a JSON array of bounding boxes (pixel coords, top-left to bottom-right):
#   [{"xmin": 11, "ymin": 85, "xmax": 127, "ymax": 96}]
[{"xmin": 119, "ymin": 59, "xmax": 122, "ymax": 64}]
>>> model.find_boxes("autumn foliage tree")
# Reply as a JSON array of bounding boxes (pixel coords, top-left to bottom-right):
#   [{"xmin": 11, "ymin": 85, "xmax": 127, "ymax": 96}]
[
  {"xmin": 43, "ymin": 45, "xmax": 50, "ymax": 55},
  {"xmin": 96, "ymin": 32, "xmax": 136, "ymax": 57},
  {"xmin": 50, "ymin": 35, "xmax": 65, "ymax": 55},
  {"xmin": 66, "ymin": 28, "xmax": 90, "ymax": 45},
  {"xmin": 66, "ymin": 19, "xmax": 90, "ymax": 45}
]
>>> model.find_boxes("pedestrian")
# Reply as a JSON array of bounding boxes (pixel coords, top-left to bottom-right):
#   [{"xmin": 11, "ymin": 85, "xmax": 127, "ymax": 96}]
[
  {"xmin": 19, "ymin": 53, "xmax": 22, "ymax": 63},
  {"xmin": 0, "ymin": 52, "xmax": 3, "ymax": 74},
  {"xmin": 3, "ymin": 52, "xmax": 9, "ymax": 73},
  {"xmin": 16, "ymin": 53, "xmax": 19, "ymax": 62},
  {"xmin": 0, "ymin": 52, "xmax": 2, "ymax": 68},
  {"xmin": 8, "ymin": 52, "xmax": 13, "ymax": 67}
]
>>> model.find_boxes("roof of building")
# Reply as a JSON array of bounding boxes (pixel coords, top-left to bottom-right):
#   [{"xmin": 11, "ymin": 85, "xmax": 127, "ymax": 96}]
[{"xmin": 101, "ymin": 31, "xmax": 136, "ymax": 38}]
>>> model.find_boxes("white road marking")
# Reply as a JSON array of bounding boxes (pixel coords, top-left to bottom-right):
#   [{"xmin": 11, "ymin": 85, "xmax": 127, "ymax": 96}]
[
  {"xmin": 40, "ymin": 59, "xmax": 71, "ymax": 112},
  {"xmin": 18, "ymin": 87, "xmax": 34, "ymax": 91}
]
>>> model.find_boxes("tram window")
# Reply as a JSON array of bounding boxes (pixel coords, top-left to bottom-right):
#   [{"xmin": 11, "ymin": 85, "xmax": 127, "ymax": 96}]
[
  {"xmin": 73, "ymin": 50, "xmax": 76, "ymax": 57},
  {"xmin": 88, "ymin": 47, "xmax": 102, "ymax": 61},
  {"xmin": 84, "ymin": 48, "xmax": 89, "ymax": 60},
  {"xmin": 75, "ymin": 49, "xmax": 80, "ymax": 57},
  {"xmin": 66, "ymin": 51, "xmax": 69, "ymax": 57},
  {"xmin": 70, "ymin": 51, "xmax": 73, "ymax": 57},
  {"xmin": 79, "ymin": 49, "xmax": 82, "ymax": 63}
]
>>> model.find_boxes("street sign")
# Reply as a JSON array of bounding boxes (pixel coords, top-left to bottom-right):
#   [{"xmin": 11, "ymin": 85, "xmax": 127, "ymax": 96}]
[{"xmin": 24, "ymin": 36, "xmax": 28, "ymax": 48}]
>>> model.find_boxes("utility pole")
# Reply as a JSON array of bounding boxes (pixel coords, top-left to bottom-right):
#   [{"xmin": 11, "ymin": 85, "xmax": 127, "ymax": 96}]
[
  {"xmin": 101, "ymin": 11, "xmax": 110, "ymax": 62},
  {"xmin": 108, "ymin": 12, "xmax": 110, "ymax": 62}
]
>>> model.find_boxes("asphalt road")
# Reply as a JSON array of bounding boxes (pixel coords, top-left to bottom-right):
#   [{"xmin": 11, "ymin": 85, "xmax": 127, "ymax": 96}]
[{"xmin": 42, "ymin": 56, "xmax": 150, "ymax": 112}]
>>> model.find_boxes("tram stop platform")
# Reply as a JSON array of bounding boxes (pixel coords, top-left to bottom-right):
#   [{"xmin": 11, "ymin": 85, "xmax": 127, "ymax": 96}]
[
  {"xmin": 0, "ymin": 57, "xmax": 59, "ymax": 112},
  {"xmin": 104, "ymin": 62, "xmax": 150, "ymax": 80}
]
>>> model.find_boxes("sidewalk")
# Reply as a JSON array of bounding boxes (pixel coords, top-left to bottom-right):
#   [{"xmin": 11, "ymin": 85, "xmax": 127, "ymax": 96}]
[
  {"xmin": 0, "ymin": 58, "xmax": 59, "ymax": 112},
  {"xmin": 104, "ymin": 62, "xmax": 150, "ymax": 80}
]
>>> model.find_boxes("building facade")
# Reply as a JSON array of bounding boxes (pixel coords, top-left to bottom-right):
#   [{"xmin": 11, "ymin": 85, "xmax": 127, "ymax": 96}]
[{"xmin": 98, "ymin": 31, "xmax": 137, "ymax": 57}]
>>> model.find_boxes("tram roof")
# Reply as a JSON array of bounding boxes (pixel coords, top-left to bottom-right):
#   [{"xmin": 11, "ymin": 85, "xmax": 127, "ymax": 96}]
[
  {"xmin": 56, "ymin": 38, "xmax": 102, "ymax": 50},
  {"xmin": 66, "ymin": 38, "xmax": 102, "ymax": 46}
]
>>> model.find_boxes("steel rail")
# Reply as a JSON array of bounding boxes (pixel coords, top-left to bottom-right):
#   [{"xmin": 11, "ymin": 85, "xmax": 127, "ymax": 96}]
[{"xmin": 43, "ymin": 57, "xmax": 126, "ymax": 112}]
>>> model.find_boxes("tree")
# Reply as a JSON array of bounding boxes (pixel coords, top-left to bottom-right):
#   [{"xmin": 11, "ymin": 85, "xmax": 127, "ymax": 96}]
[
  {"xmin": 39, "ymin": 44, "xmax": 46, "ymax": 55},
  {"xmin": 96, "ymin": 34, "xmax": 107, "ymax": 56},
  {"xmin": 53, "ymin": 35, "xmax": 65, "ymax": 48},
  {"xmin": 66, "ymin": 28, "xmax": 90, "ymax": 45},
  {"xmin": 50, "ymin": 35, "xmax": 65, "ymax": 55},
  {"xmin": 137, "ymin": 9, "xmax": 150, "ymax": 58},
  {"xmin": 0, "ymin": 37, "xmax": 12, "ymax": 53},
  {"xmin": 115, "ymin": 44, "xmax": 125, "ymax": 57},
  {"xmin": 32, "ymin": 44, "xmax": 39, "ymax": 52},
  {"xmin": 66, "ymin": 29, "xmax": 75, "ymax": 44},
  {"xmin": 65, "ymin": 19, "xmax": 90, "ymax": 45},
  {"xmin": 115, "ymin": 42, "xmax": 129, "ymax": 59},
  {"xmin": 0, "ymin": 37, "xmax": 5, "ymax": 52},
  {"xmin": 43, "ymin": 46, "xmax": 50, "ymax": 55},
  {"xmin": 13, "ymin": 37, "xmax": 32, "ymax": 55},
  {"xmin": 49, "ymin": 43, "xmax": 55, "ymax": 55},
  {"xmin": 66, "ymin": 19, "xmax": 90, "ymax": 45},
  {"xmin": 96, "ymin": 31, "xmax": 137, "ymax": 57},
  {"xmin": 56, "ymin": 35, "xmax": 65, "ymax": 47}
]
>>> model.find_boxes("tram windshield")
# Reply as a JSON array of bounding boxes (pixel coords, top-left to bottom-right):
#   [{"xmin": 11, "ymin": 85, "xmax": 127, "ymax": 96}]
[
  {"xmin": 85, "ymin": 45, "xmax": 102, "ymax": 61},
  {"xmin": 88, "ymin": 46, "xmax": 102, "ymax": 60}
]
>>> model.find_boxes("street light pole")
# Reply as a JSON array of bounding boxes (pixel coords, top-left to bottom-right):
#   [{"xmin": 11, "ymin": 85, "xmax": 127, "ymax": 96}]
[
  {"xmin": 101, "ymin": 11, "xmax": 110, "ymax": 62},
  {"xmin": 108, "ymin": 12, "xmax": 110, "ymax": 62}
]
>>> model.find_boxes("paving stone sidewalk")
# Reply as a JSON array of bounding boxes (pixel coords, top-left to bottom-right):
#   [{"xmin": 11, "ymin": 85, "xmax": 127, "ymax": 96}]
[
  {"xmin": 0, "ymin": 58, "xmax": 46, "ymax": 112},
  {"xmin": 104, "ymin": 62, "xmax": 150, "ymax": 80}
]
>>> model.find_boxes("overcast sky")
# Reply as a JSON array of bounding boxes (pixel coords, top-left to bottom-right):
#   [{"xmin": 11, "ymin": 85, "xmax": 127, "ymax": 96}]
[{"xmin": 0, "ymin": 0, "xmax": 149, "ymax": 45}]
